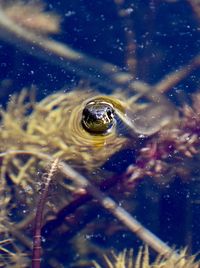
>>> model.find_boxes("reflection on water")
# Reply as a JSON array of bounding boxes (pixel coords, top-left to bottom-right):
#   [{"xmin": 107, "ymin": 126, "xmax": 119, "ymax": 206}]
[{"xmin": 0, "ymin": 0, "xmax": 200, "ymax": 267}]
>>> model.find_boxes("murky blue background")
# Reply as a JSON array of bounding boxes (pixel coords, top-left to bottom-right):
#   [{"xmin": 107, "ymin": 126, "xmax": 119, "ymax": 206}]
[{"xmin": 0, "ymin": 1, "xmax": 200, "ymax": 267}]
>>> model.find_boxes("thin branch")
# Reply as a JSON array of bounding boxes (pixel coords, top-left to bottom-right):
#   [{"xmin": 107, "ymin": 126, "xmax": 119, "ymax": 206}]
[
  {"xmin": 9, "ymin": 227, "xmax": 32, "ymax": 250},
  {"xmin": 0, "ymin": 2, "xmax": 199, "ymax": 104},
  {"xmin": 0, "ymin": 150, "xmax": 179, "ymax": 259},
  {"xmin": 0, "ymin": 5, "xmax": 198, "ymax": 107},
  {"xmin": 42, "ymin": 173, "xmax": 123, "ymax": 236},
  {"xmin": 32, "ymin": 158, "xmax": 59, "ymax": 268},
  {"xmin": 187, "ymin": 0, "xmax": 200, "ymax": 22},
  {"xmin": 59, "ymin": 161, "xmax": 178, "ymax": 259},
  {"xmin": 113, "ymin": 0, "xmax": 137, "ymax": 77},
  {"xmin": 0, "ymin": 7, "xmax": 148, "ymax": 95},
  {"xmin": 154, "ymin": 54, "xmax": 200, "ymax": 94}
]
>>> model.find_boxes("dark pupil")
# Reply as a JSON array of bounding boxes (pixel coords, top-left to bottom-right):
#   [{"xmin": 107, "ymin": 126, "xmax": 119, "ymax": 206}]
[
  {"xmin": 82, "ymin": 101, "xmax": 115, "ymax": 134},
  {"xmin": 106, "ymin": 108, "xmax": 112, "ymax": 118}
]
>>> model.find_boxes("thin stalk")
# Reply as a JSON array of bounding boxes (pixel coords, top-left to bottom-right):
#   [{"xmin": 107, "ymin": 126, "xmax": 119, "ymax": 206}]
[
  {"xmin": 59, "ymin": 161, "xmax": 179, "ymax": 259},
  {"xmin": 42, "ymin": 173, "xmax": 123, "ymax": 235},
  {"xmin": 154, "ymin": 54, "xmax": 200, "ymax": 94},
  {"xmin": 0, "ymin": 8, "xmax": 143, "ymax": 94},
  {"xmin": 113, "ymin": 0, "xmax": 137, "ymax": 77},
  {"xmin": 1, "ymin": 150, "xmax": 179, "ymax": 259},
  {"xmin": 32, "ymin": 158, "xmax": 59, "ymax": 268},
  {"xmin": 0, "ymin": 7, "xmax": 199, "ymax": 99}
]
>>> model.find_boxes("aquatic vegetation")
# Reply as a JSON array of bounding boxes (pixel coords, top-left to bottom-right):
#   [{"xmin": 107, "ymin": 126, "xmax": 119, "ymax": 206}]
[
  {"xmin": 0, "ymin": 87, "xmax": 176, "ymax": 267},
  {"xmin": 0, "ymin": 88, "xmax": 129, "ymax": 176},
  {"xmin": 0, "ymin": 239, "xmax": 29, "ymax": 268},
  {"xmin": 0, "ymin": 0, "xmax": 60, "ymax": 35},
  {"xmin": 125, "ymin": 92, "xmax": 200, "ymax": 185},
  {"xmin": 0, "ymin": 0, "xmax": 200, "ymax": 267},
  {"xmin": 32, "ymin": 158, "xmax": 59, "ymax": 268},
  {"xmin": 0, "ymin": 85, "xmax": 176, "ymax": 181},
  {"xmin": 95, "ymin": 248, "xmax": 200, "ymax": 268}
]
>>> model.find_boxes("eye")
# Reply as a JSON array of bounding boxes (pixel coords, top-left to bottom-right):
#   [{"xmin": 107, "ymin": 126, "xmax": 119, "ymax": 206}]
[
  {"xmin": 81, "ymin": 100, "xmax": 115, "ymax": 135},
  {"xmin": 106, "ymin": 107, "xmax": 114, "ymax": 119}
]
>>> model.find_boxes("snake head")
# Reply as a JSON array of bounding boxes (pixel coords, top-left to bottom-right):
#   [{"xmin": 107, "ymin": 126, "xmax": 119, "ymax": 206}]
[{"xmin": 81, "ymin": 99, "xmax": 115, "ymax": 134}]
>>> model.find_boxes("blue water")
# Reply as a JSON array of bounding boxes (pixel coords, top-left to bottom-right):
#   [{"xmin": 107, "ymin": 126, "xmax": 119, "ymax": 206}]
[{"xmin": 0, "ymin": 1, "xmax": 200, "ymax": 267}]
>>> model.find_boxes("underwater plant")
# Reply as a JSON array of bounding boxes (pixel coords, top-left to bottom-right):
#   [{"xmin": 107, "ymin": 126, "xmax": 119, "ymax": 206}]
[
  {"xmin": 0, "ymin": 0, "xmax": 200, "ymax": 267},
  {"xmin": 94, "ymin": 248, "xmax": 200, "ymax": 268},
  {"xmin": 125, "ymin": 92, "xmax": 200, "ymax": 186}
]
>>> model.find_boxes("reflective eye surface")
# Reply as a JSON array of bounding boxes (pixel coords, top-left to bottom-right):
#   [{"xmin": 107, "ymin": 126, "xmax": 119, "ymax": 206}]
[{"xmin": 82, "ymin": 99, "xmax": 115, "ymax": 134}]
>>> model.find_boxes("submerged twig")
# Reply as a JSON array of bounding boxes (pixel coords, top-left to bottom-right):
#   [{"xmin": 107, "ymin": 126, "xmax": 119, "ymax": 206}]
[
  {"xmin": 2, "ymin": 1, "xmax": 60, "ymax": 35},
  {"xmin": 187, "ymin": 0, "xmax": 200, "ymax": 22},
  {"xmin": 0, "ymin": 4, "xmax": 171, "ymax": 104},
  {"xmin": 0, "ymin": 6, "xmax": 139, "ymax": 93},
  {"xmin": 32, "ymin": 158, "xmax": 59, "ymax": 268},
  {"xmin": 0, "ymin": 150, "xmax": 178, "ymax": 259},
  {"xmin": 0, "ymin": 3, "xmax": 199, "ymax": 100},
  {"xmin": 154, "ymin": 54, "xmax": 200, "ymax": 94},
  {"xmin": 113, "ymin": 0, "xmax": 137, "ymax": 77},
  {"xmin": 42, "ymin": 173, "xmax": 123, "ymax": 236}
]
